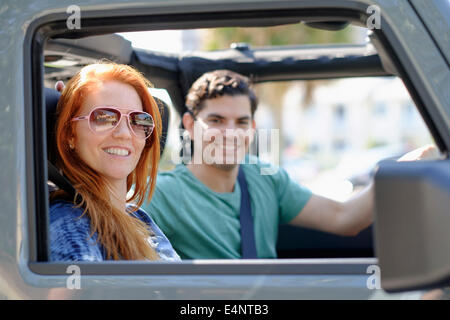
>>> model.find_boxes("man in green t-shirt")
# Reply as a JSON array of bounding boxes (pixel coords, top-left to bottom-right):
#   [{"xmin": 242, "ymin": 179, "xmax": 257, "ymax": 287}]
[{"xmin": 142, "ymin": 69, "xmax": 432, "ymax": 260}]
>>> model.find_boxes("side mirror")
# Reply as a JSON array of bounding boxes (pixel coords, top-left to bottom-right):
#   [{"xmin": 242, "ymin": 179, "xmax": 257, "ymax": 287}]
[{"xmin": 374, "ymin": 159, "xmax": 450, "ymax": 292}]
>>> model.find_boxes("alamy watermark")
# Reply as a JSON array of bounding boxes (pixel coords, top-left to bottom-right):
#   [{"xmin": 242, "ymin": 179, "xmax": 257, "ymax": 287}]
[
  {"xmin": 366, "ymin": 265, "xmax": 381, "ymax": 290},
  {"xmin": 66, "ymin": 5, "xmax": 81, "ymax": 30},
  {"xmin": 366, "ymin": 5, "xmax": 381, "ymax": 30},
  {"xmin": 66, "ymin": 265, "xmax": 81, "ymax": 289}
]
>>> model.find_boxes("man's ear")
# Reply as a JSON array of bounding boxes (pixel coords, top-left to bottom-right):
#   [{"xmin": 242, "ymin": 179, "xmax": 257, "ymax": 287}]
[
  {"xmin": 55, "ymin": 80, "xmax": 65, "ymax": 93},
  {"xmin": 182, "ymin": 112, "xmax": 195, "ymax": 137},
  {"xmin": 248, "ymin": 119, "xmax": 257, "ymax": 145}
]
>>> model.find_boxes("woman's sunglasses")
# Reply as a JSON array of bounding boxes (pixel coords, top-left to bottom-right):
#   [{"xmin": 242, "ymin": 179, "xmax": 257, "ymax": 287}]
[{"xmin": 71, "ymin": 106, "xmax": 155, "ymax": 139}]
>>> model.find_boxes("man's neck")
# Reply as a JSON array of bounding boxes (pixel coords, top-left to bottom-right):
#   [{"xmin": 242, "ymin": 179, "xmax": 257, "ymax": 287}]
[{"xmin": 186, "ymin": 163, "xmax": 239, "ymax": 193}]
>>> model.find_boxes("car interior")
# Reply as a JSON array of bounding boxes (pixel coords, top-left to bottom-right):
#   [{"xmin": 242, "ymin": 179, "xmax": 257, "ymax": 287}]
[{"xmin": 40, "ymin": 17, "xmax": 434, "ymax": 262}]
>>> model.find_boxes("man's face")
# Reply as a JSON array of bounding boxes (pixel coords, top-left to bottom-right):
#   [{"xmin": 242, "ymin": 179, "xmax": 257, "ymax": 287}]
[{"xmin": 186, "ymin": 94, "xmax": 256, "ymax": 171}]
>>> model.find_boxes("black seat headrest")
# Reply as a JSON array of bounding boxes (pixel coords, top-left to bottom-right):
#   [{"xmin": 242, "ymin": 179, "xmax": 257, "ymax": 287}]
[
  {"xmin": 45, "ymin": 88, "xmax": 60, "ymax": 163},
  {"xmin": 45, "ymin": 88, "xmax": 76, "ymax": 198},
  {"xmin": 152, "ymin": 96, "xmax": 170, "ymax": 156}
]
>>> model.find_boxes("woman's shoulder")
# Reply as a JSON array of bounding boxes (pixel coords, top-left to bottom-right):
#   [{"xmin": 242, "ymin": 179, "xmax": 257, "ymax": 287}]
[
  {"xmin": 128, "ymin": 205, "xmax": 165, "ymax": 237},
  {"xmin": 49, "ymin": 200, "xmax": 103, "ymax": 262},
  {"xmin": 129, "ymin": 205, "xmax": 181, "ymax": 261},
  {"xmin": 127, "ymin": 204, "xmax": 152, "ymax": 224},
  {"xmin": 50, "ymin": 200, "xmax": 86, "ymax": 221},
  {"xmin": 49, "ymin": 200, "xmax": 92, "ymax": 235}
]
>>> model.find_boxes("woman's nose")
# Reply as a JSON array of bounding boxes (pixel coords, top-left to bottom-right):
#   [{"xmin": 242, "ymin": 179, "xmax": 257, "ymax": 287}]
[{"xmin": 112, "ymin": 116, "xmax": 133, "ymax": 138}]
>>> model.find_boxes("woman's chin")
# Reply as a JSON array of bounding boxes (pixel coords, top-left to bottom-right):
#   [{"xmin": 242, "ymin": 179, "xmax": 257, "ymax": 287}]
[{"xmin": 101, "ymin": 170, "xmax": 134, "ymax": 185}]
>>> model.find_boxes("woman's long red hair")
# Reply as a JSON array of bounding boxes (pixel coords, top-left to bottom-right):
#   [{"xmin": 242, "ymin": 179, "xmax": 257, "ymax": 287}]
[{"xmin": 51, "ymin": 62, "xmax": 162, "ymax": 260}]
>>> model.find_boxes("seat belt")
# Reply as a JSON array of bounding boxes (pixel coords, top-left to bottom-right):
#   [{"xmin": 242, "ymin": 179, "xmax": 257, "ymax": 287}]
[
  {"xmin": 237, "ymin": 166, "xmax": 258, "ymax": 259},
  {"xmin": 47, "ymin": 160, "xmax": 77, "ymax": 201}
]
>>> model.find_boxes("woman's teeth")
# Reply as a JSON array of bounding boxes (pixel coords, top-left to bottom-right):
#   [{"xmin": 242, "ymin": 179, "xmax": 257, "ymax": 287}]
[{"xmin": 104, "ymin": 148, "xmax": 130, "ymax": 156}]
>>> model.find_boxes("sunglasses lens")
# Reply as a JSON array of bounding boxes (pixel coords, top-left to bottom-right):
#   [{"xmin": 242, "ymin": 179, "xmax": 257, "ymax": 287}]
[
  {"xmin": 90, "ymin": 108, "xmax": 120, "ymax": 133},
  {"xmin": 87, "ymin": 108, "xmax": 154, "ymax": 139},
  {"xmin": 130, "ymin": 112, "xmax": 155, "ymax": 138}
]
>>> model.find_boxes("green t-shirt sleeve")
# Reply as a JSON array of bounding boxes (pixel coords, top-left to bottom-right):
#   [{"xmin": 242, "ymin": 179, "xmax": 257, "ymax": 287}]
[{"xmin": 272, "ymin": 165, "xmax": 313, "ymax": 224}]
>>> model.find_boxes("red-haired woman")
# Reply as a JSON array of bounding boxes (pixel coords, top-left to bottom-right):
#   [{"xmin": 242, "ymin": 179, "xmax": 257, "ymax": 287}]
[{"xmin": 49, "ymin": 62, "xmax": 179, "ymax": 261}]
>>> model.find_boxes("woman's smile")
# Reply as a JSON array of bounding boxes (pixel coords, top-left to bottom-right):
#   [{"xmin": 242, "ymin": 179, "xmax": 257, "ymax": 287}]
[{"xmin": 73, "ymin": 80, "xmax": 146, "ymax": 185}]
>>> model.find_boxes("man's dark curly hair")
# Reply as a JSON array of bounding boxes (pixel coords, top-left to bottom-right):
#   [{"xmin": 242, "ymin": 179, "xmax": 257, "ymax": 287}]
[{"xmin": 185, "ymin": 69, "xmax": 258, "ymax": 117}]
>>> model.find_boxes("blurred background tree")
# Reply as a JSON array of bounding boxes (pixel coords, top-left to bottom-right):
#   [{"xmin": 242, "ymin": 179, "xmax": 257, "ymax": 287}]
[{"xmin": 202, "ymin": 23, "xmax": 351, "ymax": 51}]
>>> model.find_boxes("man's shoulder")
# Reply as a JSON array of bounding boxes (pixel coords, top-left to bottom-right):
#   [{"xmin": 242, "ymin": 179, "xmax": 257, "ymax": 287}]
[
  {"xmin": 158, "ymin": 164, "xmax": 189, "ymax": 178},
  {"xmin": 155, "ymin": 165, "xmax": 186, "ymax": 186},
  {"xmin": 241, "ymin": 154, "xmax": 282, "ymax": 178},
  {"xmin": 241, "ymin": 155, "xmax": 302, "ymax": 195}
]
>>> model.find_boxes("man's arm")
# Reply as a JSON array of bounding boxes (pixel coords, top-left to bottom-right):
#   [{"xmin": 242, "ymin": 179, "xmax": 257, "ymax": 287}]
[
  {"xmin": 288, "ymin": 182, "xmax": 374, "ymax": 236},
  {"xmin": 289, "ymin": 144, "xmax": 440, "ymax": 236}
]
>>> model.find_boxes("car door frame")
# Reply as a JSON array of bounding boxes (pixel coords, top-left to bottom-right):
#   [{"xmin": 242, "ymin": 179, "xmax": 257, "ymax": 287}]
[{"xmin": 13, "ymin": 0, "xmax": 449, "ymax": 299}]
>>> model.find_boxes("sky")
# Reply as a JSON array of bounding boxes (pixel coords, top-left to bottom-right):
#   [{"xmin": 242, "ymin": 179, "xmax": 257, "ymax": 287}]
[{"xmin": 118, "ymin": 30, "xmax": 184, "ymax": 53}]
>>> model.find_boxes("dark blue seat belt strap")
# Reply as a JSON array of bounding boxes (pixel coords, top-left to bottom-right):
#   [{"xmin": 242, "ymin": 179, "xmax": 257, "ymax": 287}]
[{"xmin": 237, "ymin": 166, "xmax": 258, "ymax": 259}]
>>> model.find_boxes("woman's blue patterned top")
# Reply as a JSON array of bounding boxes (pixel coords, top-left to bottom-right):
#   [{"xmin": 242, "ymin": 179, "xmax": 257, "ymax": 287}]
[{"xmin": 49, "ymin": 200, "xmax": 180, "ymax": 262}]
